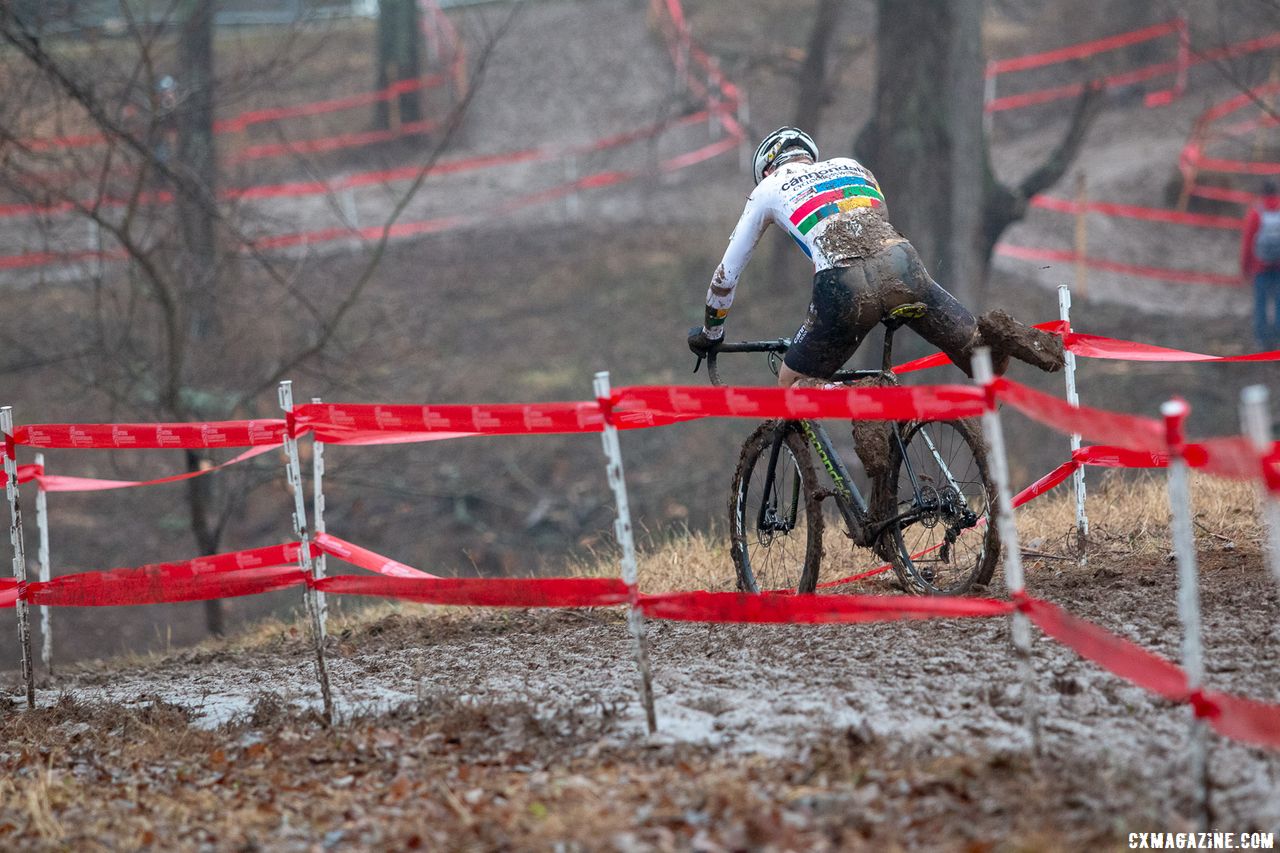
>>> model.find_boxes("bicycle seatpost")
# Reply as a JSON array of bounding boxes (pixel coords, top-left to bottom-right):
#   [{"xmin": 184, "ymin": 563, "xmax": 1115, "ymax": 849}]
[{"xmin": 881, "ymin": 323, "xmax": 896, "ymax": 374}]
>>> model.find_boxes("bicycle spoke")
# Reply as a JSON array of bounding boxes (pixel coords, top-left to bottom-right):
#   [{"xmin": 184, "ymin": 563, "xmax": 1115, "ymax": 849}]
[
  {"xmin": 731, "ymin": 423, "xmax": 823, "ymax": 593},
  {"xmin": 888, "ymin": 420, "xmax": 997, "ymax": 594}
]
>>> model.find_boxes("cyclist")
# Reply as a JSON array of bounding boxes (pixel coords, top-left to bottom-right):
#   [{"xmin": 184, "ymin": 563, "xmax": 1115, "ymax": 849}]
[{"xmin": 687, "ymin": 126, "xmax": 1064, "ymax": 385}]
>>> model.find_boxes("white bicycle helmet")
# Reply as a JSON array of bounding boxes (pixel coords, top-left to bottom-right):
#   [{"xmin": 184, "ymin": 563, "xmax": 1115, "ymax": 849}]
[{"xmin": 752, "ymin": 126, "xmax": 818, "ymax": 184}]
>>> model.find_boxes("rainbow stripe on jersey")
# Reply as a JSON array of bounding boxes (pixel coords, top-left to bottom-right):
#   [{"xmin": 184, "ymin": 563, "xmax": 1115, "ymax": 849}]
[{"xmin": 788, "ymin": 176, "xmax": 884, "ymax": 235}]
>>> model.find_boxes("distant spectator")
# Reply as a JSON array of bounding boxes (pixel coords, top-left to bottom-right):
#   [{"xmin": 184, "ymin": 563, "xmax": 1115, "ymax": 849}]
[{"xmin": 1242, "ymin": 179, "xmax": 1280, "ymax": 348}]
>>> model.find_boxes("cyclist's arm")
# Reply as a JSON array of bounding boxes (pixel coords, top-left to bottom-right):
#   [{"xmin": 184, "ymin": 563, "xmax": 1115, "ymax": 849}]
[{"xmin": 702, "ymin": 189, "xmax": 773, "ymax": 340}]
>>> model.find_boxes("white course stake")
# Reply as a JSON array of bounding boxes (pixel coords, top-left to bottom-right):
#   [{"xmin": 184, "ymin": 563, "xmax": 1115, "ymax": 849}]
[
  {"xmin": 1241, "ymin": 386, "xmax": 1280, "ymax": 585},
  {"xmin": 34, "ymin": 453, "xmax": 52, "ymax": 673},
  {"xmin": 593, "ymin": 371, "xmax": 657, "ymax": 734},
  {"xmin": 1162, "ymin": 398, "xmax": 1211, "ymax": 830},
  {"xmin": 2, "ymin": 407, "xmax": 34, "ymax": 708},
  {"xmin": 311, "ymin": 398, "xmax": 329, "ymax": 638},
  {"xmin": 972, "ymin": 349, "xmax": 1040, "ymax": 756},
  {"xmin": 1058, "ymin": 285, "xmax": 1088, "ymax": 562},
  {"xmin": 279, "ymin": 382, "xmax": 333, "ymax": 724},
  {"xmin": 983, "ymin": 61, "xmax": 996, "ymax": 139},
  {"xmin": 341, "ymin": 187, "xmax": 359, "ymax": 231}
]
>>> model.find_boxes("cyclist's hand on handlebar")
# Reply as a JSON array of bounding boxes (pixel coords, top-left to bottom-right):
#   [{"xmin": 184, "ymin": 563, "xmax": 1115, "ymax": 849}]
[{"xmin": 687, "ymin": 326, "xmax": 723, "ymax": 358}]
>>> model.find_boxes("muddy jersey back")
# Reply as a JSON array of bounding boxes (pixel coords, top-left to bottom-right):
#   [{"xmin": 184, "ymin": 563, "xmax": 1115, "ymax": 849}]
[{"xmin": 704, "ymin": 157, "xmax": 891, "ymax": 323}]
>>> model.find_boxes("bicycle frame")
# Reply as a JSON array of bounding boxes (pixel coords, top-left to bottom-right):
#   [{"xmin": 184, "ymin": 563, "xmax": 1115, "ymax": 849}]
[
  {"xmin": 719, "ymin": 321, "xmax": 968, "ymax": 552},
  {"xmin": 761, "ymin": 416, "xmax": 929, "ymax": 550}
]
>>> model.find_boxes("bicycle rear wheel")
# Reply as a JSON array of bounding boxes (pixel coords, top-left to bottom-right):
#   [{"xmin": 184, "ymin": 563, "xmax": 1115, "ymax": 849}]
[
  {"xmin": 882, "ymin": 419, "xmax": 998, "ymax": 595},
  {"xmin": 729, "ymin": 421, "xmax": 824, "ymax": 593}
]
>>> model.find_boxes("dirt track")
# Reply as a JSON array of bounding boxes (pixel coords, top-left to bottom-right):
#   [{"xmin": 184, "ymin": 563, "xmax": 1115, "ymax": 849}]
[{"xmin": 7, "ymin": 531, "xmax": 1276, "ymax": 847}]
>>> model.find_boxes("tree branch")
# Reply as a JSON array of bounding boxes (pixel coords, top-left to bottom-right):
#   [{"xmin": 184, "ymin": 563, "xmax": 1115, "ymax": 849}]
[{"xmin": 234, "ymin": 2, "xmax": 526, "ymax": 408}]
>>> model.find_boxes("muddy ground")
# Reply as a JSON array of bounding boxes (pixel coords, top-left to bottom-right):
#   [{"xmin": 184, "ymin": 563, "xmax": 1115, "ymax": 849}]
[{"xmin": 2, "ymin": 524, "xmax": 1277, "ymax": 850}]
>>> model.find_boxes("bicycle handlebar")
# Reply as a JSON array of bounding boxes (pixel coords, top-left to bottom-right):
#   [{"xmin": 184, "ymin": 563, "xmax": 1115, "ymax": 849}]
[
  {"xmin": 707, "ymin": 339, "xmax": 791, "ymax": 354},
  {"xmin": 695, "ymin": 338, "xmax": 884, "ymax": 388}
]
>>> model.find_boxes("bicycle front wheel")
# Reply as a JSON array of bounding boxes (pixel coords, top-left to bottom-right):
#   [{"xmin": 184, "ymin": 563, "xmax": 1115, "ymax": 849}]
[
  {"xmin": 729, "ymin": 421, "xmax": 824, "ymax": 593},
  {"xmin": 883, "ymin": 419, "xmax": 999, "ymax": 595}
]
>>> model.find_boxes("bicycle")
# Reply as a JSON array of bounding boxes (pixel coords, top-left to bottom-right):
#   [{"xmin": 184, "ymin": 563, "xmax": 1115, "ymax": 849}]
[{"xmin": 696, "ymin": 303, "xmax": 999, "ymax": 596}]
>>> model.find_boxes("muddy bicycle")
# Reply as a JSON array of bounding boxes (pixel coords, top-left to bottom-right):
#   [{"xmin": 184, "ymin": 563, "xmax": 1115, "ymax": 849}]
[{"xmin": 697, "ymin": 304, "xmax": 999, "ymax": 595}]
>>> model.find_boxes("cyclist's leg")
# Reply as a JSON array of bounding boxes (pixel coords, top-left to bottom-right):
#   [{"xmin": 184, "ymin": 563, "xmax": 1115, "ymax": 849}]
[
  {"xmin": 873, "ymin": 241, "xmax": 1063, "ymax": 375},
  {"xmin": 783, "ymin": 264, "xmax": 896, "ymax": 487},
  {"xmin": 870, "ymin": 242, "xmax": 987, "ymax": 375},
  {"xmin": 779, "ymin": 266, "xmax": 879, "ymax": 387}
]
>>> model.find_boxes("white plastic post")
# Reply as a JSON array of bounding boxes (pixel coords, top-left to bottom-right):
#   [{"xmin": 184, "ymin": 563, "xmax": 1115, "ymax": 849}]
[
  {"xmin": 972, "ymin": 349, "xmax": 1040, "ymax": 755},
  {"xmin": 341, "ymin": 187, "xmax": 359, "ymax": 231},
  {"xmin": 279, "ymin": 381, "xmax": 333, "ymax": 723},
  {"xmin": 1162, "ymin": 398, "xmax": 1210, "ymax": 830},
  {"xmin": 2, "ymin": 407, "xmax": 34, "ymax": 708},
  {"xmin": 593, "ymin": 371, "xmax": 657, "ymax": 734},
  {"xmin": 1058, "ymin": 285, "xmax": 1088, "ymax": 562},
  {"xmin": 983, "ymin": 61, "xmax": 996, "ymax": 139},
  {"xmin": 34, "ymin": 453, "xmax": 51, "ymax": 673},
  {"xmin": 311, "ymin": 398, "xmax": 328, "ymax": 637},
  {"xmin": 1241, "ymin": 386, "xmax": 1280, "ymax": 585}
]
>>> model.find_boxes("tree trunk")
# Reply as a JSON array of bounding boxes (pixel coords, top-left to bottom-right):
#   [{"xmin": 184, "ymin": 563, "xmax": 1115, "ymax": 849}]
[
  {"xmin": 177, "ymin": 0, "xmax": 218, "ymax": 340},
  {"xmin": 176, "ymin": 0, "xmax": 224, "ymax": 636},
  {"xmin": 769, "ymin": 0, "xmax": 844, "ymax": 292},
  {"xmin": 792, "ymin": 0, "xmax": 842, "ymax": 132},
  {"xmin": 857, "ymin": 0, "xmax": 1102, "ymax": 309},
  {"xmin": 375, "ymin": 0, "xmax": 424, "ymax": 129},
  {"xmin": 857, "ymin": 0, "xmax": 963, "ymax": 299},
  {"xmin": 186, "ymin": 451, "xmax": 225, "ymax": 637},
  {"xmin": 946, "ymin": 0, "xmax": 987, "ymax": 307}
]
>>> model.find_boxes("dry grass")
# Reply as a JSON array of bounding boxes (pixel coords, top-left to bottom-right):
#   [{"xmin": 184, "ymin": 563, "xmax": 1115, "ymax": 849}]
[
  {"xmin": 1016, "ymin": 470, "xmax": 1265, "ymax": 561},
  {"xmin": 561, "ymin": 470, "xmax": 1270, "ymax": 595}
]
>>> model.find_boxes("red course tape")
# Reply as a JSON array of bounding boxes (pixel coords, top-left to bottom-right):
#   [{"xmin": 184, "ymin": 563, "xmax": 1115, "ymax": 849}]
[
  {"xmin": 637, "ymin": 591, "xmax": 1013, "ymax": 624},
  {"xmin": 995, "ymin": 378, "xmax": 1165, "ymax": 452},
  {"xmin": 0, "ymin": 543, "xmax": 304, "ymax": 609},
  {"xmin": 314, "ymin": 575, "xmax": 629, "ymax": 608},
  {"xmin": 313, "ymin": 533, "xmax": 437, "ymax": 579},
  {"xmin": 1019, "ymin": 595, "xmax": 1189, "ymax": 701},
  {"xmin": 16, "ymin": 420, "xmax": 286, "ymax": 450},
  {"xmin": 27, "ymin": 566, "xmax": 305, "ymax": 607},
  {"xmin": 1020, "ymin": 595, "xmax": 1280, "ymax": 750},
  {"xmin": 33, "ymin": 445, "xmax": 280, "ymax": 493},
  {"xmin": 613, "ymin": 384, "xmax": 986, "ymax": 423}
]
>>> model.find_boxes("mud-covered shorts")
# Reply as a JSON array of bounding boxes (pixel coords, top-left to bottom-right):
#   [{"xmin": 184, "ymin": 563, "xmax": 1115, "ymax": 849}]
[{"xmin": 783, "ymin": 241, "xmax": 979, "ymax": 379}]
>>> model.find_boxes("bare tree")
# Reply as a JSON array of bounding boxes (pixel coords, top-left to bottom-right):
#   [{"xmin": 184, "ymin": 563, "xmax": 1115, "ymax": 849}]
[
  {"xmin": 376, "ymin": 0, "xmax": 425, "ymax": 128},
  {"xmin": 767, "ymin": 0, "xmax": 845, "ymax": 292},
  {"xmin": 791, "ymin": 0, "xmax": 842, "ymax": 134},
  {"xmin": 857, "ymin": 0, "xmax": 1103, "ymax": 306},
  {"xmin": 0, "ymin": 2, "xmax": 521, "ymax": 636}
]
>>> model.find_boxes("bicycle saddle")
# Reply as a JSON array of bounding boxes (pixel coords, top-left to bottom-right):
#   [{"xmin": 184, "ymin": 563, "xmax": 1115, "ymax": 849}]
[{"xmin": 883, "ymin": 302, "xmax": 927, "ymax": 329}]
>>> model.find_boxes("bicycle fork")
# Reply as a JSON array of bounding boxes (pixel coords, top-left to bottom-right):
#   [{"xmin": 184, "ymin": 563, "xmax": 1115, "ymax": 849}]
[{"xmin": 757, "ymin": 426, "xmax": 798, "ymax": 535}]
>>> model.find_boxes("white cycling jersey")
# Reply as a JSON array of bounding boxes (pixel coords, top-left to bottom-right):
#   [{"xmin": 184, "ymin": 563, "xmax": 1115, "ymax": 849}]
[{"xmin": 703, "ymin": 157, "xmax": 890, "ymax": 337}]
